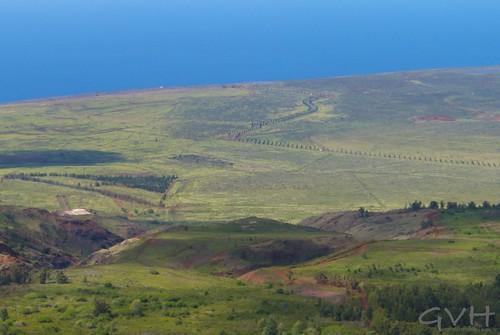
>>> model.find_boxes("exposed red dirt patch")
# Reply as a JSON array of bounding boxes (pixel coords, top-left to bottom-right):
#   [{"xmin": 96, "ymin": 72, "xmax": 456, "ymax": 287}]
[
  {"xmin": 210, "ymin": 251, "xmax": 229, "ymax": 261},
  {"xmin": 426, "ymin": 211, "xmax": 439, "ymax": 224},
  {"xmin": 113, "ymin": 199, "xmax": 132, "ymax": 217},
  {"xmin": 240, "ymin": 268, "xmax": 347, "ymax": 303},
  {"xmin": 295, "ymin": 286, "xmax": 345, "ymax": 303},
  {"xmin": 239, "ymin": 270, "xmax": 268, "ymax": 284},
  {"xmin": 493, "ymin": 114, "xmax": 500, "ymax": 121},
  {"xmin": 0, "ymin": 255, "xmax": 18, "ymax": 264},
  {"xmin": 313, "ymin": 243, "xmax": 372, "ymax": 267},
  {"xmin": 239, "ymin": 267, "xmax": 290, "ymax": 284},
  {"xmin": 358, "ymin": 290, "xmax": 368, "ymax": 311}
]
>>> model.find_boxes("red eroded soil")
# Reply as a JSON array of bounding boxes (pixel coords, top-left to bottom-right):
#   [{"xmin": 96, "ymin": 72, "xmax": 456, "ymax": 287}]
[
  {"xmin": 239, "ymin": 270, "xmax": 270, "ymax": 284},
  {"xmin": 493, "ymin": 114, "xmax": 500, "ymax": 121},
  {"xmin": 417, "ymin": 116, "xmax": 456, "ymax": 121},
  {"xmin": 113, "ymin": 199, "xmax": 132, "ymax": 217},
  {"xmin": 426, "ymin": 211, "xmax": 439, "ymax": 224},
  {"xmin": 239, "ymin": 267, "xmax": 290, "ymax": 284},
  {"xmin": 297, "ymin": 286, "xmax": 344, "ymax": 303},
  {"xmin": 0, "ymin": 255, "xmax": 18, "ymax": 263},
  {"xmin": 240, "ymin": 268, "xmax": 347, "ymax": 303},
  {"xmin": 359, "ymin": 291, "xmax": 368, "ymax": 311}
]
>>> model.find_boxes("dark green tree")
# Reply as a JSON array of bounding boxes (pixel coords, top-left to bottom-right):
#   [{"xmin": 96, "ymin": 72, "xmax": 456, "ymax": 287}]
[
  {"xmin": 358, "ymin": 207, "xmax": 366, "ymax": 217},
  {"xmin": 0, "ymin": 308, "xmax": 8, "ymax": 321},
  {"xmin": 56, "ymin": 271, "xmax": 68, "ymax": 284},
  {"xmin": 39, "ymin": 268, "xmax": 49, "ymax": 284},
  {"xmin": 410, "ymin": 201, "xmax": 423, "ymax": 211},
  {"xmin": 258, "ymin": 317, "xmax": 278, "ymax": 335},
  {"xmin": 291, "ymin": 320, "xmax": 306, "ymax": 335},
  {"xmin": 10, "ymin": 265, "xmax": 29, "ymax": 284},
  {"xmin": 429, "ymin": 201, "xmax": 439, "ymax": 209}
]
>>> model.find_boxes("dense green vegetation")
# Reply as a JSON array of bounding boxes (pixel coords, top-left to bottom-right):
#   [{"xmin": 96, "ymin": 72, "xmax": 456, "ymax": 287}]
[
  {"xmin": 12, "ymin": 172, "xmax": 178, "ymax": 194},
  {"xmin": 0, "ymin": 208, "xmax": 497, "ymax": 334}
]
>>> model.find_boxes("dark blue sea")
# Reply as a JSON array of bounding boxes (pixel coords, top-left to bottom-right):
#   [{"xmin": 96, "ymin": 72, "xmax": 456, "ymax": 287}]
[{"xmin": 1, "ymin": 0, "xmax": 499, "ymax": 103}]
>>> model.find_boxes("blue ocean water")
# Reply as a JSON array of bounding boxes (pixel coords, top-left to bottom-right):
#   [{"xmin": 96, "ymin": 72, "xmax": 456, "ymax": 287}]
[{"xmin": 1, "ymin": 0, "xmax": 499, "ymax": 103}]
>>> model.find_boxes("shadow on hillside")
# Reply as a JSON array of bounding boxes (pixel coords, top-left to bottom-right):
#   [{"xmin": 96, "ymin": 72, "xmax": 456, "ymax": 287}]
[{"xmin": 0, "ymin": 150, "xmax": 126, "ymax": 168}]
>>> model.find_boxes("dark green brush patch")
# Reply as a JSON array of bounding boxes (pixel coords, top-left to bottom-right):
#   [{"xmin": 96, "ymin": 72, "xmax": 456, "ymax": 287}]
[
  {"xmin": 0, "ymin": 150, "xmax": 125, "ymax": 168},
  {"xmin": 5, "ymin": 172, "xmax": 176, "ymax": 194}
]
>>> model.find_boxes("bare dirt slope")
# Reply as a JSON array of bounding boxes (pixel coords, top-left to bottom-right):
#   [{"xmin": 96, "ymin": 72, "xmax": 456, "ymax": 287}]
[{"xmin": 299, "ymin": 208, "xmax": 439, "ymax": 241}]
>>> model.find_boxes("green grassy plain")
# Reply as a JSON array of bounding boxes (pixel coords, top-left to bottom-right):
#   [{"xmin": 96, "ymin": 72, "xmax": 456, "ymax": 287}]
[{"xmin": 1, "ymin": 68, "xmax": 499, "ymax": 224}]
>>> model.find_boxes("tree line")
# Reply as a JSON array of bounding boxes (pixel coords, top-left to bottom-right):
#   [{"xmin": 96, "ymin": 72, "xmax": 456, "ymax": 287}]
[
  {"xmin": 228, "ymin": 96, "xmax": 321, "ymax": 141},
  {"xmin": 407, "ymin": 200, "xmax": 499, "ymax": 212},
  {"xmin": 4, "ymin": 173, "xmax": 162, "ymax": 207},
  {"xmin": 236, "ymin": 137, "xmax": 499, "ymax": 168},
  {"xmin": 7, "ymin": 172, "xmax": 177, "ymax": 194}
]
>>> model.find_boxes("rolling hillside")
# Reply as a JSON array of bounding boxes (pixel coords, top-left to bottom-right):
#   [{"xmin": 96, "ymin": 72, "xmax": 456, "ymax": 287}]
[{"xmin": 0, "ymin": 67, "xmax": 499, "ymax": 334}]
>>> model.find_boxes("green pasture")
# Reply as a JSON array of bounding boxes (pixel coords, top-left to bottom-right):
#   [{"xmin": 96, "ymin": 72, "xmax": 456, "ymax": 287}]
[
  {"xmin": 1, "ymin": 68, "xmax": 499, "ymax": 224},
  {"xmin": 291, "ymin": 209, "xmax": 499, "ymax": 286},
  {"xmin": 0, "ymin": 263, "xmax": 334, "ymax": 335}
]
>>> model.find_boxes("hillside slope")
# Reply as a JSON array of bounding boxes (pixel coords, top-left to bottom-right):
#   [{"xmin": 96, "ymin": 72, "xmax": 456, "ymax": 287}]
[
  {"xmin": 0, "ymin": 206, "xmax": 128, "ymax": 269},
  {"xmin": 83, "ymin": 217, "xmax": 355, "ymax": 276}
]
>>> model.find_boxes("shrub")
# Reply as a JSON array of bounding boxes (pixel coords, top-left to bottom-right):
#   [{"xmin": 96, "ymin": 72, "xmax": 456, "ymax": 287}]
[
  {"xmin": 291, "ymin": 320, "xmax": 306, "ymax": 335},
  {"xmin": 93, "ymin": 299, "xmax": 111, "ymax": 317},
  {"xmin": 39, "ymin": 268, "xmax": 49, "ymax": 284},
  {"xmin": 129, "ymin": 299, "xmax": 142, "ymax": 316},
  {"xmin": 38, "ymin": 316, "xmax": 53, "ymax": 323},
  {"xmin": 56, "ymin": 271, "xmax": 69, "ymax": 284},
  {"xmin": 0, "ymin": 308, "xmax": 8, "ymax": 321}
]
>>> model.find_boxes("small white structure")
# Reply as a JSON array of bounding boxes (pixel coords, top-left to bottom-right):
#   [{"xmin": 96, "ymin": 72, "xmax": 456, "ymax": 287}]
[{"xmin": 62, "ymin": 209, "xmax": 91, "ymax": 216}]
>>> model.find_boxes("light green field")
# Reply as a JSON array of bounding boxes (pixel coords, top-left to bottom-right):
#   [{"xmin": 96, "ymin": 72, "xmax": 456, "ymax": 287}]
[{"xmin": 1, "ymin": 68, "xmax": 499, "ymax": 225}]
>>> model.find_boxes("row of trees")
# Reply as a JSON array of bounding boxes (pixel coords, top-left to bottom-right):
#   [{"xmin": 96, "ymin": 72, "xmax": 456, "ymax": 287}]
[
  {"xmin": 236, "ymin": 137, "xmax": 499, "ymax": 168},
  {"xmin": 228, "ymin": 96, "xmax": 320, "ymax": 141},
  {"xmin": 0, "ymin": 266, "xmax": 68, "ymax": 286},
  {"xmin": 408, "ymin": 200, "xmax": 499, "ymax": 211},
  {"xmin": 7, "ymin": 172, "xmax": 177, "ymax": 194},
  {"xmin": 4, "ymin": 173, "xmax": 159, "ymax": 207}
]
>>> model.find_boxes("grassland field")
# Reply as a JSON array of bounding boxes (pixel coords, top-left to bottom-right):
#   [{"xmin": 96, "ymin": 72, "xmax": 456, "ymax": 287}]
[{"xmin": 1, "ymin": 68, "xmax": 499, "ymax": 223}]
